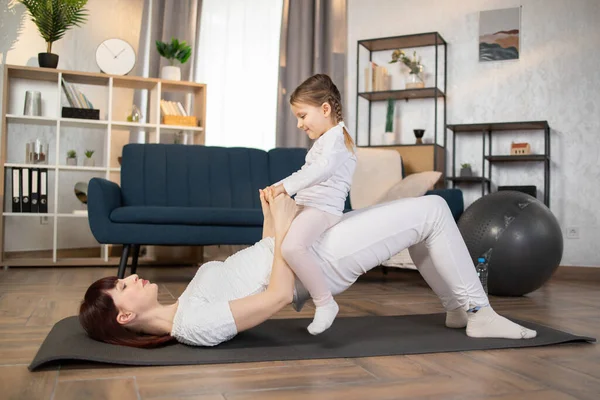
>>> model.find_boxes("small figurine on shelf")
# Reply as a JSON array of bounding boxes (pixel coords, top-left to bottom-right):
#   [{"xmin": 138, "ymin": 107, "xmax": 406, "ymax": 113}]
[
  {"xmin": 510, "ymin": 142, "xmax": 531, "ymax": 155},
  {"xmin": 389, "ymin": 49, "xmax": 424, "ymax": 89},
  {"xmin": 83, "ymin": 149, "xmax": 95, "ymax": 167},
  {"xmin": 127, "ymin": 104, "xmax": 143, "ymax": 122},
  {"xmin": 66, "ymin": 150, "xmax": 77, "ymax": 166}
]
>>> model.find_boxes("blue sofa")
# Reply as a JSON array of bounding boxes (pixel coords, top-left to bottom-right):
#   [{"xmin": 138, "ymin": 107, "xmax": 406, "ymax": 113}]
[{"xmin": 88, "ymin": 144, "xmax": 463, "ymax": 278}]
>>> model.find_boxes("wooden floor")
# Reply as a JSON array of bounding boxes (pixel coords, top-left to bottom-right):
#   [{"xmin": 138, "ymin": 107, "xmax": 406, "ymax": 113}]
[{"xmin": 1, "ymin": 253, "xmax": 599, "ymax": 399}]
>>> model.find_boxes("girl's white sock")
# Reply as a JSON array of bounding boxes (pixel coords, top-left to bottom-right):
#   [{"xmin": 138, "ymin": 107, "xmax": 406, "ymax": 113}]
[{"xmin": 307, "ymin": 299, "xmax": 339, "ymax": 335}]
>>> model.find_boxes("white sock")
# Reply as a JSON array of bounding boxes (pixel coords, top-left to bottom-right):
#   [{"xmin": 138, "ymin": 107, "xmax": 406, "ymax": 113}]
[
  {"xmin": 466, "ymin": 306, "xmax": 537, "ymax": 339},
  {"xmin": 445, "ymin": 308, "xmax": 468, "ymax": 328},
  {"xmin": 307, "ymin": 299, "xmax": 339, "ymax": 335}
]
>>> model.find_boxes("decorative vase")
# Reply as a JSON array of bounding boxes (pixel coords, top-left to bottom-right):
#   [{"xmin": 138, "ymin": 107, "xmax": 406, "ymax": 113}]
[
  {"xmin": 460, "ymin": 167, "xmax": 473, "ymax": 177},
  {"xmin": 83, "ymin": 158, "xmax": 95, "ymax": 167},
  {"xmin": 383, "ymin": 132, "xmax": 395, "ymax": 145},
  {"xmin": 160, "ymin": 66, "xmax": 181, "ymax": 81},
  {"xmin": 413, "ymin": 129, "xmax": 425, "ymax": 144},
  {"xmin": 66, "ymin": 157, "xmax": 77, "ymax": 166},
  {"xmin": 406, "ymin": 72, "xmax": 424, "ymax": 89},
  {"xmin": 38, "ymin": 52, "xmax": 59, "ymax": 69}
]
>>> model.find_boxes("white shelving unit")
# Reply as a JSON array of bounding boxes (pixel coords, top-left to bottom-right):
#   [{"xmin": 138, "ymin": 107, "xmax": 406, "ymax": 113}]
[{"xmin": 1, "ymin": 65, "xmax": 207, "ymax": 267}]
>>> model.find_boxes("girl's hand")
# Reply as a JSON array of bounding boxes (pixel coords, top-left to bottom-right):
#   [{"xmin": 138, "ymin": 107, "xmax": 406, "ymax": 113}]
[
  {"xmin": 259, "ymin": 189, "xmax": 271, "ymax": 220},
  {"xmin": 272, "ymin": 184, "xmax": 286, "ymax": 197}
]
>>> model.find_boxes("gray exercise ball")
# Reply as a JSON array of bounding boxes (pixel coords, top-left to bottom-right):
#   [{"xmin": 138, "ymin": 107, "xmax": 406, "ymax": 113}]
[{"xmin": 457, "ymin": 191, "xmax": 563, "ymax": 296}]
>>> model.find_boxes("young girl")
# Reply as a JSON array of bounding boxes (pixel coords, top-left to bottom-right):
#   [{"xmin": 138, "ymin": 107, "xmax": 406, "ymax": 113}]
[{"xmin": 266, "ymin": 74, "xmax": 357, "ymax": 335}]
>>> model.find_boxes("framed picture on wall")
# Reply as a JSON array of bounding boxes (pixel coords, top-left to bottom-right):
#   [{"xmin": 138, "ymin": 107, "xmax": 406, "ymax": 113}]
[{"xmin": 479, "ymin": 6, "xmax": 521, "ymax": 62}]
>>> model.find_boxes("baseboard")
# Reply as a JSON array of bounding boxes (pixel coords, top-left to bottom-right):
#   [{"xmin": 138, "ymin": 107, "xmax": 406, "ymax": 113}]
[{"xmin": 553, "ymin": 265, "xmax": 600, "ymax": 282}]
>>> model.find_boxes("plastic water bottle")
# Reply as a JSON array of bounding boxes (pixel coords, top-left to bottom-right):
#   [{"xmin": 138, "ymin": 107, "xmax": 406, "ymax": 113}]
[{"xmin": 475, "ymin": 257, "xmax": 489, "ymax": 294}]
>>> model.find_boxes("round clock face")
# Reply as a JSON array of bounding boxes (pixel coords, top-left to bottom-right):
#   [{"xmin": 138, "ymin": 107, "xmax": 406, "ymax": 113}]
[{"xmin": 95, "ymin": 38, "xmax": 136, "ymax": 75}]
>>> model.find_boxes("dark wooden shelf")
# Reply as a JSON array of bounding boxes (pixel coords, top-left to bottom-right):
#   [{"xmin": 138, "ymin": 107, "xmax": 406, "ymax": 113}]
[
  {"xmin": 358, "ymin": 88, "xmax": 445, "ymax": 101},
  {"xmin": 485, "ymin": 155, "xmax": 548, "ymax": 162},
  {"xmin": 358, "ymin": 32, "xmax": 446, "ymax": 51},
  {"xmin": 447, "ymin": 121, "xmax": 549, "ymax": 132},
  {"xmin": 446, "ymin": 176, "xmax": 490, "ymax": 183}
]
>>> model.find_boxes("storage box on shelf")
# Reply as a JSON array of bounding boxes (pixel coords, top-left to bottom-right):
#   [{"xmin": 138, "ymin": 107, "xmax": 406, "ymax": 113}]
[
  {"xmin": 446, "ymin": 121, "xmax": 551, "ymax": 207},
  {"xmin": 355, "ymin": 32, "xmax": 448, "ymax": 176},
  {"xmin": 1, "ymin": 64, "xmax": 207, "ymax": 266}
]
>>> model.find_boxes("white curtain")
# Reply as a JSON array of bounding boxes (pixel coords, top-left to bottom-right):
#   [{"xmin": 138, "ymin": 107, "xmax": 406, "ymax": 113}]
[{"xmin": 195, "ymin": 0, "xmax": 284, "ymax": 150}]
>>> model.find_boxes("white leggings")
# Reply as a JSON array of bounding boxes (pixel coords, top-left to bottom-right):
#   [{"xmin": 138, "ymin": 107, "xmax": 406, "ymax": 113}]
[
  {"xmin": 313, "ymin": 195, "xmax": 489, "ymax": 311},
  {"xmin": 282, "ymin": 206, "xmax": 341, "ymax": 306}
]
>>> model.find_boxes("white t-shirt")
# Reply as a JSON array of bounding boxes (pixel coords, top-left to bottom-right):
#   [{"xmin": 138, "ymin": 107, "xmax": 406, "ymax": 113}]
[
  {"xmin": 171, "ymin": 237, "xmax": 275, "ymax": 346},
  {"xmin": 279, "ymin": 123, "xmax": 356, "ymax": 216}
]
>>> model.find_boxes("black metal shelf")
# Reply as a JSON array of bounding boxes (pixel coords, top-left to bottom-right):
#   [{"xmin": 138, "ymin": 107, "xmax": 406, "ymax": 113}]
[
  {"xmin": 358, "ymin": 32, "xmax": 446, "ymax": 51},
  {"xmin": 358, "ymin": 88, "xmax": 445, "ymax": 102},
  {"xmin": 356, "ymin": 32, "xmax": 447, "ymax": 175},
  {"xmin": 447, "ymin": 121, "xmax": 549, "ymax": 132},
  {"xmin": 448, "ymin": 121, "xmax": 551, "ymax": 207},
  {"xmin": 485, "ymin": 155, "xmax": 548, "ymax": 162},
  {"xmin": 446, "ymin": 176, "xmax": 491, "ymax": 184}
]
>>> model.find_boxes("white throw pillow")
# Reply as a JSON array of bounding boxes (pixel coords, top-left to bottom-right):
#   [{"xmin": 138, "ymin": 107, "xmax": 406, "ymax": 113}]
[{"xmin": 376, "ymin": 171, "xmax": 442, "ymax": 204}]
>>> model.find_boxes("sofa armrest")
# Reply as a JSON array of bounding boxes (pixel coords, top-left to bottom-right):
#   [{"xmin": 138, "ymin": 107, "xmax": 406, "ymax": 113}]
[
  {"xmin": 88, "ymin": 178, "xmax": 123, "ymax": 243},
  {"xmin": 425, "ymin": 188, "xmax": 464, "ymax": 222}
]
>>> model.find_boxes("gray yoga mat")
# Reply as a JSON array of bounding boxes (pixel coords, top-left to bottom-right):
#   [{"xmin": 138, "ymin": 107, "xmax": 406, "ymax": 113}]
[{"xmin": 29, "ymin": 314, "xmax": 594, "ymax": 371}]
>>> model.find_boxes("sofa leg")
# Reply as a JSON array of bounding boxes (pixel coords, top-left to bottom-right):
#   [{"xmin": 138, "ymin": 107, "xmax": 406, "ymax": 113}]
[
  {"xmin": 130, "ymin": 244, "xmax": 140, "ymax": 275},
  {"xmin": 117, "ymin": 245, "xmax": 131, "ymax": 279}
]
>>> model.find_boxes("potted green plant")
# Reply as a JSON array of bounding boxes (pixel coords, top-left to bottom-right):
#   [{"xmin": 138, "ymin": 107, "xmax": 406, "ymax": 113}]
[
  {"xmin": 83, "ymin": 149, "xmax": 94, "ymax": 166},
  {"xmin": 460, "ymin": 163, "xmax": 473, "ymax": 177},
  {"xmin": 389, "ymin": 49, "xmax": 424, "ymax": 89},
  {"xmin": 19, "ymin": 0, "xmax": 89, "ymax": 69},
  {"xmin": 156, "ymin": 37, "xmax": 192, "ymax": 81},
  {"xmin": 383, "ymin": 98, "xmax": 396, "ymax": 145},
  {"xmin": 66, "ymin": 149, "xmax": 77, "ymax": 165}
]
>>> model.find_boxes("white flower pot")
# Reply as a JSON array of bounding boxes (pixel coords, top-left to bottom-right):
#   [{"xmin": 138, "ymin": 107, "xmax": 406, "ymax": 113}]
[
  {"xmin": 383, "ymin": 132, "xmax": 396, "ymax": 145},
  {"xmin": 160, "ymin": 66, "xmax": 181, "ymax": 81},
  {"xmin": 83, "ymin": 158, "xmax": 95, "ymax": 167}
]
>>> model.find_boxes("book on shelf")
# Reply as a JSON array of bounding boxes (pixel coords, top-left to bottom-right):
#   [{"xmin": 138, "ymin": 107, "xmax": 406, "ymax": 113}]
[
  {"xmin": 160, "ymin": 99, "xmax": 197, "ymax": 127},
  {"xmin": 9, "ymin": 167, "xmax": 48, "ymax": 214},
  {"xmin": 364, "ymin": 62, "xmax": 391, "ymax": 92}
]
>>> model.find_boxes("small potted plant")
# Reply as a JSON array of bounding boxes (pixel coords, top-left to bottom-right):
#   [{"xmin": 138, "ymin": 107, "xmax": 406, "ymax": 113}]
[
  {"xmin": 389, "ymin": 49, "xmax": 424, "ymax": 89},
  {"xmin": 83, "ymin": 149, "xmax": 95, "ymax": 167},
  {"xmin": 66, "ymin": 149, "xmax": 77, "ymax": 166},
  {"xmin": 460, "ymin": 163, "xmax": 473, "ymax": 177},
  {"xmin": 156, "ymin": 37, "xmax": 192, "ymax": 81},
  {"xmin": 383, "ymin": 98, "xmax": 396, "ymax": 145},
  {"xmin": 19, "ymin": 0, "xmax": 89, "ymax": 68}
]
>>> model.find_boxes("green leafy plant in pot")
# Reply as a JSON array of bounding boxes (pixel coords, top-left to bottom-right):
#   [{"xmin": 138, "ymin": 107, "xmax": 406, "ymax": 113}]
[
  {"xmin": 460, "ymin": 163, "xmax": 473, "ymax": 177},
  {"xmin": 156, "ymin": 37, "xmax": 192, "ymax": 81},
  {"xmin": 19, "ymin": 0, "xmax": 89, "ymax": 69}
]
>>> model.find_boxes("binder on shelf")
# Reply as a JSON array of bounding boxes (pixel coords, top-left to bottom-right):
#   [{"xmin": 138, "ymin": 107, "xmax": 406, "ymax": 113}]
[
  {"xmin": 30, "ymin": 168, "xmax": 39, "ymax": 213},
  {"xmin": 11, "ymin": 167, "xmax": 21, "ymax": 212},
  {"xmin": 39, "ymin": 169, "xmax": 48, "ymax": 213},
  {"xmin": 21, "ymin": 167, "xmax": 31, "ymax": 213}
]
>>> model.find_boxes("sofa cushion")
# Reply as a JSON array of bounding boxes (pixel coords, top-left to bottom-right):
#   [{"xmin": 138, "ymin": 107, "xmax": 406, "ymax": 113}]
[
  {"xmin": 110, "ymin": 206, "xmax": 264, "ymax": 226},
  {"xmin": 121, "ymin": 144, "xmax": 270, "ymax": 209}
]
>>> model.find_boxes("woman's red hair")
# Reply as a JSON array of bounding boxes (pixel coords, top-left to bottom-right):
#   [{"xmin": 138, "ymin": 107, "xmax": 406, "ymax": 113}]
[{"xmin": 79, "ymin": 276, "xmax": 175, "ymax": 348}]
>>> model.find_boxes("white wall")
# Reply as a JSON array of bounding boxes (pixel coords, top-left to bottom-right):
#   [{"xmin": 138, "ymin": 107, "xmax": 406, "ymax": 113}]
[
  {"xmin": 0, "ymin": 0, "xmax": 144, "ymax": 251},
  {"xmin": 348, "ymin": 0, "xmax": 600, "ymax": 267}
]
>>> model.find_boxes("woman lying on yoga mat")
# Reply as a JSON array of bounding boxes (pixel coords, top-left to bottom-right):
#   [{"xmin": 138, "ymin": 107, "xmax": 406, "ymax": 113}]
[{"xmin": 79, "ymin": 190, "xmax": 536, "ymax": 348}]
